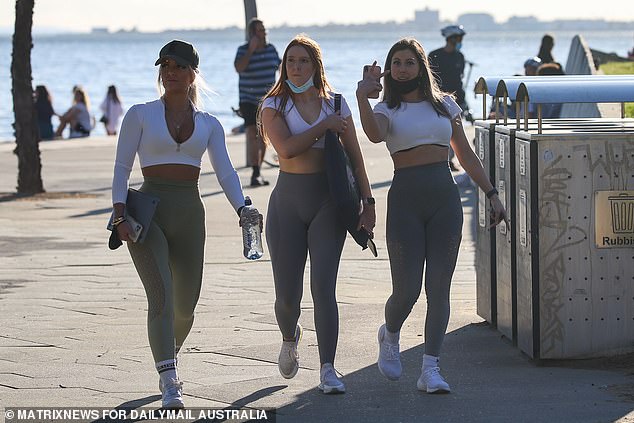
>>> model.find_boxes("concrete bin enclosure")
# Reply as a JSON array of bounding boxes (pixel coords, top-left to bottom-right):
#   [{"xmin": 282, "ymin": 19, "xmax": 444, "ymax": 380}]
[
  {"xmin": 473, "ymin": 75, "xmax": 634, "ymax": 358},
  {"xmin": 515, "ymin": 128, "xmax": 634, "ymax": 359},
  {"xmin": 474, "ymin": 120, "xmax": 497, "ymax": 326},
  {"xmin": 495, "ymin": 120, "xmax": 634, "ymax": 348}
]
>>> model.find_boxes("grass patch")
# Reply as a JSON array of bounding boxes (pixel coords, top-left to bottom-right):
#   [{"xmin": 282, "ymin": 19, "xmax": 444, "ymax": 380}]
[
  {"xmin": 601, "ymin": 62, "xmax": 634, "ymax": 117},
  {"xmin": 601, "ymin": 62, "xmax": 634, "ymax": 75}
]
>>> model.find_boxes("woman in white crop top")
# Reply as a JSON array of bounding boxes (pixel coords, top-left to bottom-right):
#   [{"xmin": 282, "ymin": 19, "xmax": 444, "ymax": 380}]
[
  {"xmin": 356, "ymin": 38, "xmax": 507, "ymax": 393},
  {"xmin": 259, "ymin": 35, "xmax": 375, "ymax": 394},
  {"xmin": 110, "ymin": 40, "xmax": 254, "ymax": 409}
]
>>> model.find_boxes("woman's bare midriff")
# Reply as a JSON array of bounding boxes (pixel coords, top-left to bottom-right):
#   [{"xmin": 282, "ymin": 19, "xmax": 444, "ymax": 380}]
[
  {"xmin": 391, "ymin": 144, "xmax": 449, "ymax": 170},
  {"xmin": 278, "ymin": 148, "xmax": 326, "ymax": 174},
  {"xmin": 142, "ymin": 163, "xmax": 200, "ymax": 180}
]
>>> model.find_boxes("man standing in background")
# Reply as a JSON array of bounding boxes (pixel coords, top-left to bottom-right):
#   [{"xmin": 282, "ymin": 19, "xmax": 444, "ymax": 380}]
[
  {"xmin": 429, "ymin": 25, "xmax": 469, "ymax": 172},
  {"xmin": 234, "ymin": 18, "xmax": 281, "ymax": 186},
  {"xmin": 428, "ymin": 25, "xmax": 467, "ymax": 113}
]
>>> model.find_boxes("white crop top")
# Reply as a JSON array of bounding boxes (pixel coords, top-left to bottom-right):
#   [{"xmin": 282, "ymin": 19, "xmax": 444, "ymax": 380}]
[
  {"xmin": 112, "ymin": 99, "xmax": 244, "ymax": 210},
  {"xmin": 373, "ymin": 96, "xmax": 462, "ymax": 155},
  {"xmin": 261, "ymin": 93, "xmax": 352, "ymax": 148}
]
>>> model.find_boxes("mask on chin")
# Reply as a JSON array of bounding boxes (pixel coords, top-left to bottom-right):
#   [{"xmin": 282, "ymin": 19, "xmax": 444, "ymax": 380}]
[
  {"xmin": 285, "ymin": 75, "xmax": 315, "ymax": 94},
  {"xmin": 391, "ymin": 77, "xmax": 421, "ymax": 95},
  {"xmin": 455, "ymin": 42, "xmax": 463, "ymax": 51}
]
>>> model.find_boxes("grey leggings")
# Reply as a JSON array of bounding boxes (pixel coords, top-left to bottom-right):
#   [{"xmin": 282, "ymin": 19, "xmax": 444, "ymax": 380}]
[
  {"xmin": 385, "ymin": 162, "xmax": 463, "ymax": 357},
  {"xmin": 127, "ymin": 177, "xmax": 206, "ymax": 363},
  {"xmin": 266, "ymin": 172, "xmax": 346, "ymax": 365}
]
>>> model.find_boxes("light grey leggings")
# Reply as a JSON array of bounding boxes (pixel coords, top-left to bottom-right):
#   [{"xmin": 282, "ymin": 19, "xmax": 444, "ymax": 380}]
[
  {"xmin": 266, "ymin": 172, "xmax": 346, "ymax": 365},
  {"xmin": 127, "ymin": 177, "xmax": 206, "ymax": 363},
  {"xmin": 385, "ymin": 162, "xmax": 463, "ymax": 357}
]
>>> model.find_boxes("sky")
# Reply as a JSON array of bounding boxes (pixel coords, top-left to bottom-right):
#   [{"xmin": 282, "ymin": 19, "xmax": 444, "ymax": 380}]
[{"xmin": 2, "ymin": 0, "xmax": 632, "ymax": 33}]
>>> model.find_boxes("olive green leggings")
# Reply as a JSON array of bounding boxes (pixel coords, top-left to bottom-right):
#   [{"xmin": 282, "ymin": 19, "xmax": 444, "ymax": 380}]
[{"xmin": 127, "ymin": 177, "xmax": 206, "ymax": 363}]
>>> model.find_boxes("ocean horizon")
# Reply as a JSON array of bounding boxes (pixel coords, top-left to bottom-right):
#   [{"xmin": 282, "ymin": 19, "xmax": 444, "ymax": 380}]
[{"xmin": 1, "ymin": 28, "xmax": 631, "ymax": 142}]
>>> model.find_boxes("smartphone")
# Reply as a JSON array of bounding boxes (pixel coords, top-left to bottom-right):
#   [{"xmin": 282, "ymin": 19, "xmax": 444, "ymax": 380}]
[
  {"xmin": 363, "ymin": 64, "xmax": 382, "ymax": 99},
  {"xmin": 127, "ymin": 215, "xmax": 143, "ymax": 243}
]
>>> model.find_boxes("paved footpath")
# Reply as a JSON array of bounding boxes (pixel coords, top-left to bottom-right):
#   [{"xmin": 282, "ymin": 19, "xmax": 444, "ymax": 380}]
[{"xmin": 0, "ymin": 131, "xmax": 632, "ymax": 423}]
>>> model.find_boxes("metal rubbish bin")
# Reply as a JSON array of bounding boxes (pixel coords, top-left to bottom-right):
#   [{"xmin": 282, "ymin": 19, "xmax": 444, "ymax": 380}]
[
  {"xmin": 474, "ymin": 119, "xmax": 498, "ymax": 325},
  {"xmin": 514, "ymin": 126, "xmax": 634, "ymax": 359},
  {"xmin": 473, "ymin": 76, "xmax": 509, "ymax": 326},
  {"xmin": 474, "ymin": 75, "xmax": 634, "ymax": 332},
  {"xmin": 493, "ymin": 119, "xmax": 634, "ymax": 343},
  {"xmin": 471, "ymin": 75, "xmax": 634, "ymax": 327}
]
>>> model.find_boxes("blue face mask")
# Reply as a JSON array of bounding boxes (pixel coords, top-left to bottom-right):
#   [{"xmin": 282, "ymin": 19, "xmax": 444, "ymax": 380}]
[
  {"xmin": 455, "ymin": 42, "xmax": 463, "ymax": 51},
  {"xmin": 285, "ymin": 75, "xmax": 314, "ymax": 94}
]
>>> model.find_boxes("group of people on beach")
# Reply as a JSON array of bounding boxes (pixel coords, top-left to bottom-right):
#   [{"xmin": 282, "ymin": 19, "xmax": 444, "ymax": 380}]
[
  {"xmin": 33, "ymin": 84, "xmax": 124, "ymax": 140},
  {"xmin": 111, "ymin": 19, "xmax": 508, "ymax": 409}
]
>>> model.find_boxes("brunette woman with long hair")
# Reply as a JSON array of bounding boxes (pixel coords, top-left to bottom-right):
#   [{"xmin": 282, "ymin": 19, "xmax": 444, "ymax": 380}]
[
  {"xmin": 356, "ymin": 38, "xmax": 507, "ymax": 393},
  {"xmin": 259, "ymin": 34, "xmax": 375, "ymax": 394}
]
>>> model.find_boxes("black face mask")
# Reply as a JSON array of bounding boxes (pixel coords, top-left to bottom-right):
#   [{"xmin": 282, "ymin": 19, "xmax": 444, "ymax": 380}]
[{"xmin": 391, "ymin": 77, "xmax": 421, "ymax": 94}]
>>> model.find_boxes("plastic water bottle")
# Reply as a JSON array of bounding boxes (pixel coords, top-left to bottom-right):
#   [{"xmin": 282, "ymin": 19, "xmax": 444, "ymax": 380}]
[{"xmin": 241, "ymin": 196, "xmax": 263, "ymax": 260}]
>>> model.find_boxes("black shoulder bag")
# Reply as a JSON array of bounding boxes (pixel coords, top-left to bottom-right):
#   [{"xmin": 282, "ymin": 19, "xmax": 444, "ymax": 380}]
[{"xmin": 324, "ymin": 94, "xmax": 377, "ymax": 257}]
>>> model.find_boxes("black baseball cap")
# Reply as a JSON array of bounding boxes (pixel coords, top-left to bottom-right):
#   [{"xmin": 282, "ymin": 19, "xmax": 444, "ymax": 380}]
[{"xmin": 155, "ymin": 40, "xmax": 199, "ymax": 69}]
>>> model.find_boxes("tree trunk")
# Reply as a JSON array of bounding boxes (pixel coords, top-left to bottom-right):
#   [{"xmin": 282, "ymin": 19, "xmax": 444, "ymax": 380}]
[
  {"xmin": 243, "ymin": 0, "xmax": 258, "ymax": 41},
  {"xmin": 12, "ymin": 0, "xmax": 44, "ymax": 194}
]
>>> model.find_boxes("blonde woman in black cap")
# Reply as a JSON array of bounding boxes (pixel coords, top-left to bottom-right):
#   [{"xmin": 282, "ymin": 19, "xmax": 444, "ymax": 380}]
[{"xmin": 112, "ymin": 40, "xmax": 255, "ymax": 409}]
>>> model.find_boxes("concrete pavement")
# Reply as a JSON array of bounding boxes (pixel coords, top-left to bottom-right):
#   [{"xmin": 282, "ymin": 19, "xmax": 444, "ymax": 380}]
[{"xmin": 0, "ymin": 131, "xmax": 632, "ymax": 422}]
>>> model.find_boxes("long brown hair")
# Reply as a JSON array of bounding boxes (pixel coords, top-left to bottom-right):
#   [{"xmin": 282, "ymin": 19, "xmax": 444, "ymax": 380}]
[
  {"xmin": 258, "ymin": 34, "xmax": 333, "ymax": 141},
  {"xmin": 35, "ymin": 85, "xmax": 52, "ymax": 107},
  {"xmin": 107, "ymin": 85, "xmax": 121, "ymax": 104},
  {"xmin": 382, "ymin": 38, "xmax": 451, "ymax": 118}
]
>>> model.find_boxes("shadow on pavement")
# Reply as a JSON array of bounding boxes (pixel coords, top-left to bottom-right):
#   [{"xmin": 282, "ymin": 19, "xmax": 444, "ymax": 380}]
[{"xmin": 275, "ymin": 322, "xmax": 633, "ymax": 423}]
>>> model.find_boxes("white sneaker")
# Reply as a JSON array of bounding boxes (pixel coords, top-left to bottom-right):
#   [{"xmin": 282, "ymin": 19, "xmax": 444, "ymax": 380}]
[
  {"xmin": 377, "ymin": 324, "xmax": 402, "ymax": 380},
  {"xmin": 318, "ymin": 363, "xmax": 345, "ymax": 394},
  {"xmin": 161, "ymin": 378, "xmax": 184, "ymax": 409},
  {"xmin": 278, "ymin": 324, "xmax": 302, "ymax": 379},
  {"xmin": 417, "ymin": 366, "xmax": 451, "ymax": 394}
]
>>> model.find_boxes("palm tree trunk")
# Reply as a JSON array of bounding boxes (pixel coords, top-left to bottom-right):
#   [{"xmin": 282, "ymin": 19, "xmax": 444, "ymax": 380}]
[
  {"xmin": 243, "ymin": 0, "xmax": 258, "ymax": 41},
  {"xmin": 12, "ymin": 0, "xmax": 44, "ymax": 194}
]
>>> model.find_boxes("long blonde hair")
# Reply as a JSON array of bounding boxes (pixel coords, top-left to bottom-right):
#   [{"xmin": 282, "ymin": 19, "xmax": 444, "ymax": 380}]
[
  {"xmin": 258, "ymin": 34, "xmax": 333, "ymax": 142},
  {"xmin": 157, "ymin": 67, "xmax": 210, "ymax": 108},
  {"xmin": 383, "ymin": 38, "xmax": 451, "ymax": 117},
  {"xmin": 73, "ymin": 87, "xmax": 90, "ymax": 110}
]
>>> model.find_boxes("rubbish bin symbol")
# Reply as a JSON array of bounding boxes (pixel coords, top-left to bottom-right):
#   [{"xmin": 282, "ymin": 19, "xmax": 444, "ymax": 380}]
[{"xmin": 608, "ymin": 193, "xmax": 634, "ymax": 234}]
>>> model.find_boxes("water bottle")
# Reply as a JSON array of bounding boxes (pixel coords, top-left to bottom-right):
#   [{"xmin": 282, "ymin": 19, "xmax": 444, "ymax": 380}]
[{"xmin": 241, "ymin": 196, "xmax": 263, "ymax": 260}]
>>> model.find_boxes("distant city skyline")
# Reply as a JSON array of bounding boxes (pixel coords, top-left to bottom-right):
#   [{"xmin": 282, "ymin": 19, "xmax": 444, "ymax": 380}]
[{"xmin": 2, "ymin": 0, "xmax": 633, "ymax": 33}]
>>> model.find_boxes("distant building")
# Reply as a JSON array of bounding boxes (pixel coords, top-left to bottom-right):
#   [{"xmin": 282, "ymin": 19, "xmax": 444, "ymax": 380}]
[
  {"xmin": 91, "ymin": 27, "xmax": 109, "ymax": 34},
  {"xmin": 458, "ymin": 13, "xmax": 496, "ymax": 31},
  {"xmin": 550, "ymin": 20, "xmax": 612, "ymax": 30},
  {"xmin": 505, "ymin": 16, "xmax": 541, "ymax": 30},
  {"xmin": 414, "ymin": 8, "xmax": 440, "ymax": 31}
]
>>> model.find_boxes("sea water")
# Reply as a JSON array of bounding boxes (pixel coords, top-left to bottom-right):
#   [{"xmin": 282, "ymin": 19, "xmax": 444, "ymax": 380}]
[{"xmin": 0, "ymin": 29, "xmax": 631, "ymax": 141}]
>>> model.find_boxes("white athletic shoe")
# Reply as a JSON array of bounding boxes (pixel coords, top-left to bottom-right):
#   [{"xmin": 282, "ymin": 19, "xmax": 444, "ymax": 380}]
[
  {"xmin": 318, "ymin": 363, "xmax": 345, "ymax": 394},
  {"xmin": 377, "ymin": 324, "xmax": 402, "ymax": 380},
  {"xmin": 161, "ymin": 378, "xmax": 184, "ymax": 409},
  {"xmin": 417, "ymin": 365, "xmax": 451, "ymax": 394},
  {"xmin": 278, "ymin": 324, "xmax": 302, "ymax": 379}
]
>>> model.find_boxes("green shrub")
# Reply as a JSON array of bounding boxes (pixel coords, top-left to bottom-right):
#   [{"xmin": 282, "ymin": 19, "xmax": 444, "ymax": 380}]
[{"xmin": 600, "ymin": 62, "xmax": 634, "ymax": 75}]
